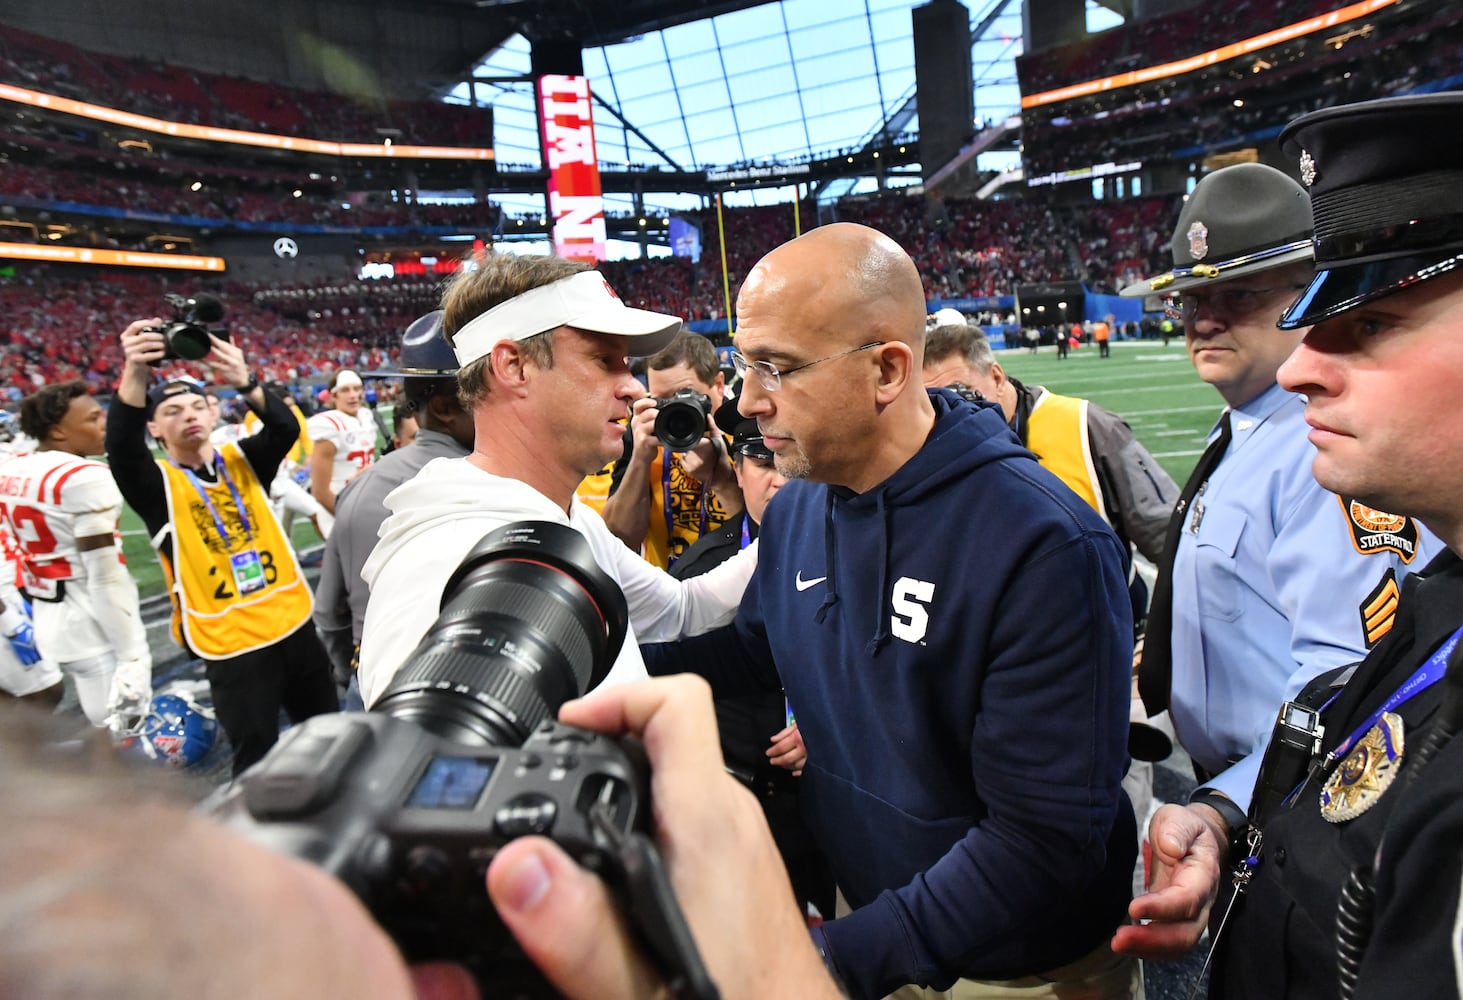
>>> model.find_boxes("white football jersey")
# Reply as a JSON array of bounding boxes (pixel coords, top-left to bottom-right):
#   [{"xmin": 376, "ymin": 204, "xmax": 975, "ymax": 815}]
[
  {"xmin": 305, "ymin": 408, "xmax": 378, "ymax": 495},
  {"xmin": 0, "ymin": 450, "xmax": 133, "ymax": 663}
]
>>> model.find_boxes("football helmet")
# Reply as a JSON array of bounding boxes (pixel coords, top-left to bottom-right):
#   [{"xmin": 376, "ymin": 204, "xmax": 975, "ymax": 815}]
[
  {"xmin": 0, "ymin": 410, "xmax": 17, "ymax": 443},
  {"xmin": 127, "ymin": 691, "xmax": 219, "ymax": 769}
]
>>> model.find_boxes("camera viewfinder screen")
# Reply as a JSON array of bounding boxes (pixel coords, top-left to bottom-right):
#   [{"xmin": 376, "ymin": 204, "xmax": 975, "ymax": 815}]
[{"xmin": 407, "ymin": 756, "xmax": 496, "ymax": 809}]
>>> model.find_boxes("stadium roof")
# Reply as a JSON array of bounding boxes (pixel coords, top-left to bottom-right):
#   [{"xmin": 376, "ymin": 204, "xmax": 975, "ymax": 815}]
[{"xmin": 445, "ymin": 0, "xmax": 1060, "ymax": 210}]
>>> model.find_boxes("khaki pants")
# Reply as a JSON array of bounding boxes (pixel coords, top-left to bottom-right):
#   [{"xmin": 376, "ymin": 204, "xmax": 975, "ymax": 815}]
[
  {"xmin": 883, "ymin": 940, "xmax": 1142, "ymax": 1000},
  {"xmin": 835, "ymin": 891, "xmax": 1144, "ymax": 1000}
]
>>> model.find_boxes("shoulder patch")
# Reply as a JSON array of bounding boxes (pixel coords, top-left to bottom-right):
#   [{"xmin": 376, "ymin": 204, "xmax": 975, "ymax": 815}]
[
  {"xmin": 1338, "ymin": 496, "xmax": 1420, "ymax": 564},
  {"xmin": 1359, "ymin": 567, "xmax": 1400, "ymax": 649}
]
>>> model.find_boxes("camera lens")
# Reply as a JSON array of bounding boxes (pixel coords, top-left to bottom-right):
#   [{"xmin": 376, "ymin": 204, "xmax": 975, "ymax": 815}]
[
  {"xmin": 372, "ymin": 522, "xmax": 628, "ymax": 748},
  {"xmin": 654, "ymin": 398, "xmax": 708, "ymax": 451},
  {"xmin": 165, "ymin": 323, "xmax": 213, "ymax": 361}
]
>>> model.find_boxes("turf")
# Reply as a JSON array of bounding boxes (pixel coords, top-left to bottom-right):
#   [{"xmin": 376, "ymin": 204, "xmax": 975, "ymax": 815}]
[{"xmin": 993, "ymin": 337, "xmax": 1220, "ymax": 485}]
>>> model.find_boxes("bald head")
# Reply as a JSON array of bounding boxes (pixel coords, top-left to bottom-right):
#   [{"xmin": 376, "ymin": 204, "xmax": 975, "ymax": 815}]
[
  {"xmin": 739, "ymin": 223, "xmax": 928, "ymax": 357},
  {"xmin": 732, "ymin": 223, "xmax": 936, "ymax": 493}
]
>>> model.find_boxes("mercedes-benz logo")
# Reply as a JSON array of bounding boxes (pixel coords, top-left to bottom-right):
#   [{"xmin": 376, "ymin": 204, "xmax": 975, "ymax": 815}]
[{"xmin": 273, "ymin": 237, "xmax": 299, "ymax": 259}]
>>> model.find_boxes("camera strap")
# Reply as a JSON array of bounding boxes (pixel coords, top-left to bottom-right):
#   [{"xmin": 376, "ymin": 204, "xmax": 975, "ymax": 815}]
[{"xmin": 588, "ymin": 802, "xmax": 721, "ymax": 1000}]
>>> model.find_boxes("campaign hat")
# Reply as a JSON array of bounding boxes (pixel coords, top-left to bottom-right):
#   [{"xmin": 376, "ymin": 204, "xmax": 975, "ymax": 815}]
[
  {"xmin": 362, "ymin": 311, "xmax": 458, "ymax": 378},
  {"xmin": 714, "ymin": 396, "xmax": 772, "ymax": 461},
  {"xmin": 1276, "ymin": 91, "xmax": 1463, "ymax": 328},
  {"xmin": 1121, "ymin": 162, "xmax": 1313, "ymax": 298}
]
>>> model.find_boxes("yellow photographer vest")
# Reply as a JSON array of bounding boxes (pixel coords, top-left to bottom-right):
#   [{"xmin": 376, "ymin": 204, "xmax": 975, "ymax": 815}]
[
  {"xmin": 156, "ymin": 443, "xmax": 312, "ymax": 659},
  {"xmin": 1024, "ymin": 391, "xmax": 1104, "ymax": 517}
]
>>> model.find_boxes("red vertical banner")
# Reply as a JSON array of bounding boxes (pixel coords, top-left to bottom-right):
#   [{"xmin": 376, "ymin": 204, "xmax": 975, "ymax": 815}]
[{"xmin": 537, "ymin": 74, "xmax": 607, "ymax": 262}]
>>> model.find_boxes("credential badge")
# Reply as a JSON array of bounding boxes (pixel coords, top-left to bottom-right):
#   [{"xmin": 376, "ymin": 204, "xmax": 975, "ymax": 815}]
[
  {"xmin": 1299, "ymin": 149, "xmax": 1317, "ymax": 187},
  {"xmin": 1187, "ymin": 221, "xmax": 1209, "ymax": 261}
]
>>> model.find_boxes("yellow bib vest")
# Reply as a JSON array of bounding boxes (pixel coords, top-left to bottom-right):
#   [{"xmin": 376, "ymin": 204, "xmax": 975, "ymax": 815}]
[
  {"xmin": 156, "ymin": 443, "xmax": 313, "ymax": 659},
  {"xmin": 1024, "ymin": 391, "xmax": 1105, "ymax": 518}
]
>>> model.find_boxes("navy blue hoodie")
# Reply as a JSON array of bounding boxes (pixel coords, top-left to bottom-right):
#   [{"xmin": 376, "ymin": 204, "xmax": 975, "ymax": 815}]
[{"xmin": 645, "ymin": 390, "xmax": 1135, "ymax": 997}]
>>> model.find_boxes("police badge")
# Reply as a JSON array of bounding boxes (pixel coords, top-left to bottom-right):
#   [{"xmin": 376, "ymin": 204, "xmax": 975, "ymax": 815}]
[
  {"xmin": 1187, "ymin": 221, "xmax": 1209, "ymax": 261},
  {"xmin": 1299, "ymin": 149, "xmax": 1317, "ymax": 187},
  {"xmin": 1320, "ymin": 711, "xmax": 1404, "ymax": 823}
]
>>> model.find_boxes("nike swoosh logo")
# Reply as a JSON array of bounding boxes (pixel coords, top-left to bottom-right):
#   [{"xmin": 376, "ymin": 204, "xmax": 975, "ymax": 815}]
[{"xmin": 795, "ymin": 572, "xmax": 827, "ymax": 592}]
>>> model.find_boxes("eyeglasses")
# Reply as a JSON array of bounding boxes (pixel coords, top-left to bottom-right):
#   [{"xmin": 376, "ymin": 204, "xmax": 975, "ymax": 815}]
[
  {"xmin": 731, "ymin": 341, "xmax": 886, "ymax": 392},
  {"xmin": 1164, "ymin": 285, "xmax": 1308, "ymax": 321}
]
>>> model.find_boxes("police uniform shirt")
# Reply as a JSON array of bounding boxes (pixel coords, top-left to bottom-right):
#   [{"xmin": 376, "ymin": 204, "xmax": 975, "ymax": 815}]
[
  {"xmin": 1167, "ymin": 382, "xmax": 1440, "ymax": 810},
  {"xmin": 1216, "ymin": 549, "xmax": 1463, "ymax": 999}
]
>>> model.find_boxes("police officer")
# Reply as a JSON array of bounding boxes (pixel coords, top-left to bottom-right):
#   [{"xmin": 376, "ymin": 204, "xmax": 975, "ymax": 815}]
[
  {"xmin": 1114, "ymin": 90, "xmax": 1463, "ymax": 999},
  {"xmin": 313, "ymin": 311, "xmax": 475, "ymax": 697},
  {"xmin": 1121, "ymin": 163, "xmax": 1439, "ymax": 836}
]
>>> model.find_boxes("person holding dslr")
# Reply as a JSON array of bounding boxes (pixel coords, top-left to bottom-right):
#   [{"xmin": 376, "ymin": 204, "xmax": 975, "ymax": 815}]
[
  {"xmin": 591, "ymin": 329, "xmax": 743, "ymax": 569},
  {"xmin": 0, "ymin": 675, "xmax": 842, "ymax": 1000},
  {"xmin": 107, "ymin": 316, "xmax": 337, "ymax": 775}
]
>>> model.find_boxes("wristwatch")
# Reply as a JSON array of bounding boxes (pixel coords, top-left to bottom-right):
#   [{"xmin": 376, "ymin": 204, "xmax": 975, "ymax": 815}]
[{"xmin": 236, "ymin": 372, "xmax": 260, "ymax": 393}]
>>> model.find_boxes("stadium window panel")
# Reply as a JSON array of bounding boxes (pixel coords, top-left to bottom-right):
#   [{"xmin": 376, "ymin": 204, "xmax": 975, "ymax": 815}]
[{"xmin": 725, "ymin": 64, "xmax": 799, "ymax": 105}]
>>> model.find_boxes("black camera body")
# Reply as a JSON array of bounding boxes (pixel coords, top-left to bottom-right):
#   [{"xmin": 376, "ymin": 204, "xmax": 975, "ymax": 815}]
[
  {"xmin": 208, "ymin": 711, "xmax": 650, "ymax": 987},
  {"xmin": 147, "ymin": 292, "xmax": 228, "ymax": 364},
  {"xmin": 653, "ymin": 388, "xmax": 712, "ymax": 451},
  {"xmin": 202, "ymin": 522, "xmax": 716, "ymax": 999}
]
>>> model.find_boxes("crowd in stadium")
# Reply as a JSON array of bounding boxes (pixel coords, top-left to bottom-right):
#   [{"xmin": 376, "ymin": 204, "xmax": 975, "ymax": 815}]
[{"xmin": 0, "ymin": 22, "xmax": 493, "ymax": 147}]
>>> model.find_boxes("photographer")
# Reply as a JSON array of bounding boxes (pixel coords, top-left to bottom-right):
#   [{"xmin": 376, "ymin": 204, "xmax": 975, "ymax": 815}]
[
  {"xmin": 593, "ymin": 329, "xmax": 743, "ymax": 569},
  {"xmin": 314, "ymin": 311, "xmax": 474, "ymax": 690},
  {"xmin": 0, "ymin": 676, "xmax": 840, "ymax": 1000},
  {"xmin": 107, "ymin": 318, "xmax": 337, "ymax": 775}
]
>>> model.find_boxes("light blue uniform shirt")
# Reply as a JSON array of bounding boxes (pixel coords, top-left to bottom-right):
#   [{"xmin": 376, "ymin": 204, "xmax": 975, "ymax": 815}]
[{"xmin": 1168, "ymin": 382, "xmax": 1441, "ymax": 810}]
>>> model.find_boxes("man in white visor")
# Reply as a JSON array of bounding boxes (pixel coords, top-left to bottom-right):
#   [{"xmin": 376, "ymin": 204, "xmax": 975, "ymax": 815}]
[{"xmin": 358, "ymin": 254, "xmax": 758, "ymax": 706}]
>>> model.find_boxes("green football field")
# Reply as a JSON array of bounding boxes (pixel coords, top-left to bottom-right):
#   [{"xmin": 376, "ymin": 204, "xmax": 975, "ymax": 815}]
[
  {"xmin": 116, "ymin": 348, "xmax": 1219, "ymax": 600},
  {"xmin": 993, "ymin": 336, "xmax": 1220, "ymax": 485}
]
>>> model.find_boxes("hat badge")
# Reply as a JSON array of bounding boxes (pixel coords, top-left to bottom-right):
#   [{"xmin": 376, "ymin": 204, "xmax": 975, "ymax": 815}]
[
  {"xmin": 1187, "ymin": 221, "xmax": 1210, "ymax": 261},
  {"xmin": 1299, "ymin": 149, "xmax": 1317, "ymax": 187}
]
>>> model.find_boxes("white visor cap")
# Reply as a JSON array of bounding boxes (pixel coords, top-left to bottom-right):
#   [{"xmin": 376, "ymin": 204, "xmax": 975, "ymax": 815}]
[{"xmin": 451, "ymin": 270, "xmax": 683, "ymax": 366}]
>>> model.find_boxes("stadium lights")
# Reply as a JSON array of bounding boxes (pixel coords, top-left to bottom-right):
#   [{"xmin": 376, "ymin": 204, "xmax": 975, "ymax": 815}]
[{"xmin": 190, "ymin": 181, "xmax": 202, "ymax": 191}]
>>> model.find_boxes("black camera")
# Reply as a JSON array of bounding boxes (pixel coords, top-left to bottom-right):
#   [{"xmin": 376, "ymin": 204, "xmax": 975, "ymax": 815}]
[
  {"xmin": 204, "ymin": 522, "xmax": 716, "ymax": 998},
  {"xmin": 653, "ymin": 388, "xmax": 713, "ymax": 451},
  {"xmin": 147, "ymin": 293, "xmax": 228, "ymax": 364}
]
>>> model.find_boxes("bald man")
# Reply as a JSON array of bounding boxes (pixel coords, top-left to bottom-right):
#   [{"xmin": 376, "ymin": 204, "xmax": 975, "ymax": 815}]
[{"xmin": 644, "ymin": 224, "xmax": 1138, "ymax": 999}]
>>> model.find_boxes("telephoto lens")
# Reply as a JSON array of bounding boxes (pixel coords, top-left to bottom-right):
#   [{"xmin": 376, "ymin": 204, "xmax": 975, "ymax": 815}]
[{"xmin": 372, "ymin": 520, "xmax": 630, "ymax": 748}]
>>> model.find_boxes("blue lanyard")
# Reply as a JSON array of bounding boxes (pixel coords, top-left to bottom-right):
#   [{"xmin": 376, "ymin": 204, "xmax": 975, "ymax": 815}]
[
  {"xmin": 1326, "ymin": 623, "xmax": 1463, "ymax": 767},
  {"xmin": 173, "ymin": 452, "xmax": 254, "ymax": 547},
  {"xmin": 740, "ymin": 515, "xmax": 752, "ymax": 551}
]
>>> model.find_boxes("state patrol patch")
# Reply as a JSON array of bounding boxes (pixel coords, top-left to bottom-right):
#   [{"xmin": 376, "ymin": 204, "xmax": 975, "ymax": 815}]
[{"xmin": 1339, "ymin": 496, "xmax": 1420, "ymax": 563}]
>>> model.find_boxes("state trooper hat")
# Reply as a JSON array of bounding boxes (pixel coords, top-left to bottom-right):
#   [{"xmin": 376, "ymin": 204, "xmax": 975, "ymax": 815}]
[
  {"xmin": 1276, "ymin": 91, "xmax": 1463, "ymax": 328},
  {"xmin": 1121, "ymin": 162, "xmax": 1313, "ymax": 298},
  {"xmin": 714, "ymin": 396, "xmax": 771, "ymax": 461},
  {"xmin": 362, "ymin": 311, "xmax": 458, "ymax": 378}
]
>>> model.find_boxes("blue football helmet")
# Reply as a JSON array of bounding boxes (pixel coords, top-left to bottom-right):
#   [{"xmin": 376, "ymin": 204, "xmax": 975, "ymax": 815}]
[
  {"xmin": 0, "ymin": 410, "xmax": 18, "ymax": 443},
  {"xmin": 128, "ymin": 691, "xmax": 219, "ymax": 769}
]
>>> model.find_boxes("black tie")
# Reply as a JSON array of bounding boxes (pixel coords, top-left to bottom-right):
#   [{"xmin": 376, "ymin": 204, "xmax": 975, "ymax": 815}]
[{"xmin": 1138, "ymin": 410, "xmax": 1233, "ymax": 716}]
